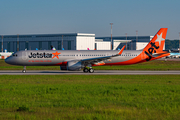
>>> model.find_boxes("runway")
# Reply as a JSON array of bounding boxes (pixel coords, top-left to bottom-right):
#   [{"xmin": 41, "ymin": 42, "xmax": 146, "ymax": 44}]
[{"xmin": 0, "ymin": 70, "xmax": 180, "ymax": 75}]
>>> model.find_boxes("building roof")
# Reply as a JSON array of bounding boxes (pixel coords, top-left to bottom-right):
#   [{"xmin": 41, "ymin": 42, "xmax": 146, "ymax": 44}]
[
  {"xmin": 113, "ymin": 40, "xmax": 132, "ymax": 43},
  {"xmin": 0, "ymin": 33, "xmax": 95, "ymax": 38}
]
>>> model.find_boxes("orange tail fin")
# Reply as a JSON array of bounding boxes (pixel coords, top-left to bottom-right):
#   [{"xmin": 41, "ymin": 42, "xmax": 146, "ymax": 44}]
[
  {"xmin": 143, "ymin": 28, "xmax": 168, "ymax": 61},
  {"xmin": 143, "ymin": 28, "xmax": 168, "ymax": 52}
]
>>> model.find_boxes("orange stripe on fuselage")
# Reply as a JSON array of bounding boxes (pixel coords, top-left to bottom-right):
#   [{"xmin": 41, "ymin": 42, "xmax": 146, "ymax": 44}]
[
  {"xmin": 52, "ymin": 61, "xmax": 67, "ymax": 66},
  {"xmin": 52, "ymin": 52, "xmax": 170, "ymax": 67},
  {"xmin": 92, "ymin": 52, "xmax": 170, "ymax": 66},
  {"xmin": 98, "ymin": 52, "xmax": 145, "ymax": 66}
]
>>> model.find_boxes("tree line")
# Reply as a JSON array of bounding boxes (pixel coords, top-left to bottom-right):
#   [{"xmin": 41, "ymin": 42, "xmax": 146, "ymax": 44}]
[{"xmin": 165, "ymin": 40, "xmax": 180, "ymax": 50}]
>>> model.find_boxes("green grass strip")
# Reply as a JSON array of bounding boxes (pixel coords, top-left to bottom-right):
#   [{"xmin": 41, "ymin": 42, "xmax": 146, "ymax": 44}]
[{"xmin": 0, "ymin": 75, "xmax": 180, "ymax": 119}]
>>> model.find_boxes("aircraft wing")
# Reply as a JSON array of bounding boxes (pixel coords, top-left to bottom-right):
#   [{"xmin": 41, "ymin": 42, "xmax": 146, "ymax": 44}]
[{"xmin": 81, "ymin": 45, "xmax": 125, "ymax": 65}]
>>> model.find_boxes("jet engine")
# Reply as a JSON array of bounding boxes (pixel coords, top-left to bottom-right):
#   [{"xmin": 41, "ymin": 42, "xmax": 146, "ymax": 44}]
[{"xmin": 60, "ymin": 61, "xmax": 82, "ymax": 71}]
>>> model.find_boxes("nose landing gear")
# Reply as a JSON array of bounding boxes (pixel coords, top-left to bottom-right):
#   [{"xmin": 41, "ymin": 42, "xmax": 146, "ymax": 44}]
[{"xmin": 22, "ymin": 66, "xmax": 26, "ymax": 73}]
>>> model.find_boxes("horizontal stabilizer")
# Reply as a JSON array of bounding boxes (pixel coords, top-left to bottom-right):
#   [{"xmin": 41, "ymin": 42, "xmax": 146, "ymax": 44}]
[{"xmin": 152, "ymin": 52, "xmax": 169, "ymax": 57}]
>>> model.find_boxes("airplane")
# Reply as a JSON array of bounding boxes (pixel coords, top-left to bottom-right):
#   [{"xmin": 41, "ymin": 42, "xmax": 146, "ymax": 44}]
[
  {"xmin": 0, "ymin": 52, "xmax": 13, "ymax": 59},
  {"xmin": 5, "ymin": 28, "xmax": 170, "ymax": 73},
  {"xmin": 166, "ymin": 53, "xmax": 180, "ymax": 58},
  {"xmin": 165, "ymin": 48, "xmax": 180, "ymax": 58}
]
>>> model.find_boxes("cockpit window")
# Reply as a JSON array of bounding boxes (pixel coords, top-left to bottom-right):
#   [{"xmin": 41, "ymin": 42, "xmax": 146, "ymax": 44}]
[{"xmin": 12, "ymin": 53, "xmax": 18, "ymax": 57}]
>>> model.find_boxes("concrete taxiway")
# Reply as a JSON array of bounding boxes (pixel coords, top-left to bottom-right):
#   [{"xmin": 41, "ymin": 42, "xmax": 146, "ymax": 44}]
[{"xmin": 0, "ymin": 70, "xmax": 180, "ymax": 75}]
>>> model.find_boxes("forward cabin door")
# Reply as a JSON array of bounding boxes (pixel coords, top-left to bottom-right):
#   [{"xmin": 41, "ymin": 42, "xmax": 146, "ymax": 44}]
[{"xmin": 22, "ymin": 52, "xmax": 27, "ymax": 60}]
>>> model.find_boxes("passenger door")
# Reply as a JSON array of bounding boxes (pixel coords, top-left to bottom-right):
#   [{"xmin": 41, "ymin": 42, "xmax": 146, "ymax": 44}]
[{"xmin": 22, "ymin": 52, "xmax": 27, "ymax": 60}]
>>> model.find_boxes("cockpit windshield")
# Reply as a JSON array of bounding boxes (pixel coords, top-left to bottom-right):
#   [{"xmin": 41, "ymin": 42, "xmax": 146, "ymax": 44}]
[{"xmin": 12, "ymin": 53, "xmax": 18, "ymax": 57}]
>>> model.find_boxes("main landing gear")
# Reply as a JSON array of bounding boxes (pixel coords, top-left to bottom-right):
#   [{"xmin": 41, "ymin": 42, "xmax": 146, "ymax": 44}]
[
  {"xmin": 83, "ymin": 67, "xmax": 94, "ymax": 73},
  {"xmin": 22, "ymin": 66, "xmax": 26, "ymax": 73}
]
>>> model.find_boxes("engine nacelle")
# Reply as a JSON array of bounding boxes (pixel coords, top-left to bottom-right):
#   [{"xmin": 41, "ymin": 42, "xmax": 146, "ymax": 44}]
[{"xmin": 60, "ymin": 61, "xmax": 82, "ymax": 71}]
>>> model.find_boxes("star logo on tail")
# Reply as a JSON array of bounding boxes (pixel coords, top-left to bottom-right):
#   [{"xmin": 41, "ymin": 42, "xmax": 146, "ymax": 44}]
[
  {"xmin": 155, "ymin": 33, "xmax": 165, "ymax": 46},
  {"xmin": 52, "ymin": 51, "xmax": 61, "ymax": 59}
]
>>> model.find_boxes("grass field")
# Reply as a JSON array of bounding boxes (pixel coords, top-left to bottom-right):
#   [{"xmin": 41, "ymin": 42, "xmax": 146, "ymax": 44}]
[
  {"xmin": 0, "ymin": 75, "xmax": 180, "ymax": 119},
  {"xmin": 1, "ymin": 59, "xmax": 180, "ymax": 70}
]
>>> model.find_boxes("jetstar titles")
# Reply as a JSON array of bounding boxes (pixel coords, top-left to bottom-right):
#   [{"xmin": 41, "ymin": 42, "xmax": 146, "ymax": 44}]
[{"xmin": 28, "ymin": 52, "xmax": 52, "ymax": 58}]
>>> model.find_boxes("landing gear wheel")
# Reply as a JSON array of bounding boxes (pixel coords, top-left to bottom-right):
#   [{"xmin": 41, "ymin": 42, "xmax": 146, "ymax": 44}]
[
  {"xmin": 22, "ymin": 66, "xmax": 26, "ymax": 73},
  {"xmin": 83, "ymin": 68, "xmax": 89, "ymax": 73},
  {"xmin": 89, "ymin": 68, "xmax": 94, "ymax": 73}
]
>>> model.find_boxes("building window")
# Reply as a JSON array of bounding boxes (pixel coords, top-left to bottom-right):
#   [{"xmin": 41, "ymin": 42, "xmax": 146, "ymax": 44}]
[
  {"xmin": 7, "ymin": 42, "xmax": 10, "ymax": 52},
  {"xmin": 68, "ymin": 41, "xmax": 71, "ymax": 50},
  {"xmin": 58, "ymin": 41, "xmax": 61, "ymax": 50},
  {"xmin": 13, "ymin": 41, "xmax": 16, "ymax": 52},
  {"xmin": 39, "ymin": 41, "xmax": 42, "ymax": 50},
  {"xmin": 0, "ymin": 42, "xmax": 1, "ymax": 51},
  {"xmin": 48, "ymin": 41, "xmax": 51, "ymax": 50},
  {"xmin": 25, "ymin": 41, "xmax": 29, "ymax": 50}
]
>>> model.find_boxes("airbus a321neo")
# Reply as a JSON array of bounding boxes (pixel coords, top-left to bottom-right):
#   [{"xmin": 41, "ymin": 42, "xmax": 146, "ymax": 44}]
[{"xmin": 5, "ymin": 28, "xmax": 170, "ymax": 73}]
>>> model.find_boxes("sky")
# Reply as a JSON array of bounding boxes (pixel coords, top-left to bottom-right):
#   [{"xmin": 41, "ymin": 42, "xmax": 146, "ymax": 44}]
[{"xmin": 0, "ymin": 0, "xmax": 180, "ymax": 40}]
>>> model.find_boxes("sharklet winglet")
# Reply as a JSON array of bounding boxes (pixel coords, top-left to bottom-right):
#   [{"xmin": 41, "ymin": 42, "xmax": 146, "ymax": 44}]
[{"xmin": 118, "ymin": 45, "xmax": 125, "ymax": 55}]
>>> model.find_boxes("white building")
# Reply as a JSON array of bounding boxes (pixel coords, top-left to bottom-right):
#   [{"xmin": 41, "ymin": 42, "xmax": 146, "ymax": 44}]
[
  {"xmin": 96, "ymin": 36, "xmax": 154, "ymax": 50},
  {"xmin": 76, "ymin": 33, "xmax": 95, "ymax": 50},
  {"xmin": 0, "ymin": 33, "xmax": 154, "ymax": 52},
  {"xmin": 95, "ymin": 39, "xmax": 111, "ymax": 50},
  {"xmin": 136, "ymin": 42, "xmax": 148, "ymax": 50},
  {"xmin": 0, "ymin": 33, "xmax": 95, "ymax": 52},
  {"xmin": 113, "ymin": 40, "xmax": 132, "ymax": 50}
]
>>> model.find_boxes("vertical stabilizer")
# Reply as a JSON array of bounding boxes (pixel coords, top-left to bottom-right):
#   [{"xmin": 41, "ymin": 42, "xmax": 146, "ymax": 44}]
[
  {"xmin": 143, "ymin": 28, "xmax": 168, "ymax": 52},
  {"xmin": 143, "ymin": 28, "xmax": 168, "ymax": 61}
]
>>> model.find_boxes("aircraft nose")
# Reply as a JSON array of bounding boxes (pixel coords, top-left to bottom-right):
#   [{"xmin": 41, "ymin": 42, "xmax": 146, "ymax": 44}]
[{"xmin": 5, "ymin": 57, "xmax": 13, "ymax": 64}]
